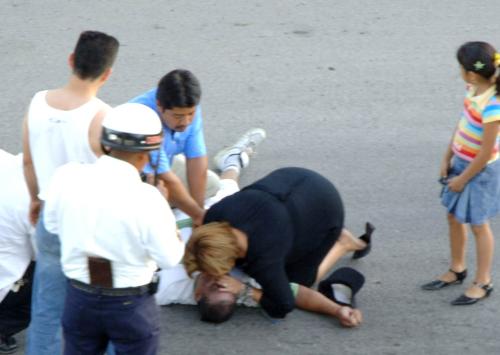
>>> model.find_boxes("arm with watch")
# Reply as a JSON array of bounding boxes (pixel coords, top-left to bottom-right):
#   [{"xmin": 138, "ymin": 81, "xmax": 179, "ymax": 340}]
[{"xmin": 215, "ymin": 274, "xmax": 362, "ymax": 327}]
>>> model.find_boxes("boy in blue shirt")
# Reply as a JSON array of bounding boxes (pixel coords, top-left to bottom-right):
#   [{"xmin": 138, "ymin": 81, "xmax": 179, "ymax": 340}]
[{"xmin": 130, "ymin": 69, "xmax": 266, "ymax": 226}]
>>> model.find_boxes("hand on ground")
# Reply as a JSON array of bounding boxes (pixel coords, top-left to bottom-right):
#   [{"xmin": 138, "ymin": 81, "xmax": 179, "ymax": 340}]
[{"xmin": 337, "ymin": 306, "xmax": 363, "ymax": 328}]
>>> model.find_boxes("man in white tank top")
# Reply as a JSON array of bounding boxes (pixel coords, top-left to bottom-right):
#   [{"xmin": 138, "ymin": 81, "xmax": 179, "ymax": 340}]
[{"xmin": 21, "ymin": 31, "xmax": 119, "ymax": 355}]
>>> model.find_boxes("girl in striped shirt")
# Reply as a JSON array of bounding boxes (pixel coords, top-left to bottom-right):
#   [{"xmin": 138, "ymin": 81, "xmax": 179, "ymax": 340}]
[{"xmin": 422, "ymin": 42, "xmax": 500, "ymax": 305}]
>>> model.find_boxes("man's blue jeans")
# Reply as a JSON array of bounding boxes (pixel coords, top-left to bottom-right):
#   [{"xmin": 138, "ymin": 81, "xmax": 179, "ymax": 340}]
[{"xmin": 26, "ymin": 211, "xmax": 65, "ymax": 355}]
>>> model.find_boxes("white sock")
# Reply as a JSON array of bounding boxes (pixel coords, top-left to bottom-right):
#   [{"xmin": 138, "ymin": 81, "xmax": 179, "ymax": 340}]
[
  {"xmin": 222, "ymin": 165, "xmax": 240, "ymax": 173},
  {"xmin": 222, "ymin": 154, "xmax": 242, "ymax": 172}
]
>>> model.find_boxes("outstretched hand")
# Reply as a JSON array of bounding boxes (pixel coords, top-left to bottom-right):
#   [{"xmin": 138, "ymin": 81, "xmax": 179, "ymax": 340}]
[{"xmin": 336, "ymin": 306, "xmax": 363, "ymax": 328}]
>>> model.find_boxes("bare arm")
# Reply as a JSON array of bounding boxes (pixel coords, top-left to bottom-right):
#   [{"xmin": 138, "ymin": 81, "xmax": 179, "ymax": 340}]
[
  {"xmin": 88, "ymin": 105, "xmax": 110, "ymax": 157},
  {"xmin": 440, "ymin": 125, "xmax": 459, "ymax": 178},
  {"xmin": 186, "ymin": 156, "xmax": 208, "ymax": 208},
  {"xmin": 250, "ymin": 285, "xmax": 362, "ymax": 327},
  {"xmin": 217, "ymin": 275, "xmax": 362, "ymax": 327},
  {"xmin": 159, "ymin": 171, "xmax": 205, "ymax": 226},
  {"xmin": 448, "ymin": 121, "xmax": 500, "ymax": 192},
  {"xmin": 294, "ymin": 285, "xmax": 362, "ymax": 327},
  {"xmin": 22, "ymin": 114, "xmax": 41, "ymax": 226}
]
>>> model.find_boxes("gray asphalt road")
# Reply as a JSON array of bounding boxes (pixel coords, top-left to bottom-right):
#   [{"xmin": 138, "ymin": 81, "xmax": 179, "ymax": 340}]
[{"xmin": 2, "ymin": 1, "xmax": 500, "ymax": 354}]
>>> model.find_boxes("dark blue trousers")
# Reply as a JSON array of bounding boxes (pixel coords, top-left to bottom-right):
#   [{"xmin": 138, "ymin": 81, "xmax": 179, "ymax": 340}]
[
  {"xmin": 62, "ymin": 281, "xmax": 160, "ymax": 355},
  {"xmin": 0, "ymin": 262, "xmax": 34, "ymax": 337}
]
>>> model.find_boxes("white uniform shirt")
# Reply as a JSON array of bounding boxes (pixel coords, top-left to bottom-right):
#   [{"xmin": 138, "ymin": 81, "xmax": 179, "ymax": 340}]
[
  {"xmin": 44, "ymin": 155, "xmax": 184, "ymax": 288},
  {"xmin": 0, "ymin": 150, "xmax": 34, "ymax": 302}
]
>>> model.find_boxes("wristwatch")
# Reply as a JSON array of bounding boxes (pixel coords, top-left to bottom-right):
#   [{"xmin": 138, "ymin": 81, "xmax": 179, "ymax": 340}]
[{"xmin": 238, "ymin": 283, "xmax": 255, "ymax": 306}]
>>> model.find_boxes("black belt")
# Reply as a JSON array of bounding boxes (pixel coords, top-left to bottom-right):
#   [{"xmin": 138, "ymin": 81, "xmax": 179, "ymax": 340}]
[{"xmin": 70, "ymin": 279, "xmax": 150, "ymax": 297}]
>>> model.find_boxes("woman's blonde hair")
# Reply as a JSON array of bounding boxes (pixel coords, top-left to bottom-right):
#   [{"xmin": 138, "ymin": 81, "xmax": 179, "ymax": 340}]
[{"xmin": 184, "ymin": 222, "xmax": 239, "ymax": 277}]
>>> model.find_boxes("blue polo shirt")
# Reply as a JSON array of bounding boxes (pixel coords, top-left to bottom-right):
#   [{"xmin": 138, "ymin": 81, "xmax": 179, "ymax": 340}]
[{"xmin": 129, "ymin": 88, "xmax": 207, "ymax": 174}]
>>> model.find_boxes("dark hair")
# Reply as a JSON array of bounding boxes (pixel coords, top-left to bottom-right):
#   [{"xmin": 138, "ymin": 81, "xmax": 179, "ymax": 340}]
[
  {"xmin": 156, "ymin": 69, "xmax": 201, "ymax": 110},
  {"xmin": 73, "ymin": 31, "xmax": 119, "ymax": 80},
  {"xmin": 457, "ymin": 41, "xmax": 500, "ymax": 94},
  {"xmin": 197, "ymin": 296, "xmax": 236, "ymax": 324}
]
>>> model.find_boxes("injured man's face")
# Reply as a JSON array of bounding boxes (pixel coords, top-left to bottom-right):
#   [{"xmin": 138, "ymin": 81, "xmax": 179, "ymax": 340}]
[{"xmin": 193, "ymin": 273, "xmax": 237, "ymax": 323}]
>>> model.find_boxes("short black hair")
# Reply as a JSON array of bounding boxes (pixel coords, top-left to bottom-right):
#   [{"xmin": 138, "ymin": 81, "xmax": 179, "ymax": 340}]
[
  {"xmin": 197, "ymin": 296, "xmax": 236, "ymax": 324},
  {"xmin": 156, "ymin": 69, "xmax": 201, "ymax": 110},
  {"xmin": 73, "ymin": 30, "xmax": 119, "ymax": 80}
]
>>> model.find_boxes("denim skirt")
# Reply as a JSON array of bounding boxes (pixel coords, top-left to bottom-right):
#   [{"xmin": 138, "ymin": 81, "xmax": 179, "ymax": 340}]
[{"xmin": 441, "ymin": 156, "xmax": 500, "ymax": 225}]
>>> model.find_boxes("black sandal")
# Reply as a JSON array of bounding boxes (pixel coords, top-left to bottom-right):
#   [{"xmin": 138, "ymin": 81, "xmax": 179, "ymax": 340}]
[
  {"xmin": 352, "ymin": 222, "xmax": 375, "ymax": 260},
  {"xmin": 421, "ymin": 269, "xmax": 467, "ymax": 290},
  {"xmin": 451, "ymin": 282, "xmax": 494, "ymax": 305}
]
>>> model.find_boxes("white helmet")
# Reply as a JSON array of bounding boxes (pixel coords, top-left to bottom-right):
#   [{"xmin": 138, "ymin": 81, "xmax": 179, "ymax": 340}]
[{"xmin": 101, "ymin": 103, "xmax": 163, "ymax": 152}]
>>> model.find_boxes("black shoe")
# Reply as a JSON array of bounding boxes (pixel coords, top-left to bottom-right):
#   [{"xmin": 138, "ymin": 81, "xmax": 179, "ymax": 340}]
[
  {"xmin": 0, "ymin": 335, "xmax": 17, "ymax": 354},
  {"xmin": 451, "ymin": 282, "xmax": 494, "ymax": 306},
  {"xmin": 352, "ymin": 222, "xmax": 375, "ymax": 260},
  {"xmin": 421, "ymin": 269, "xmax": 467, "ymax": 290},
  {"xmin": 318, "ymin": 267, "xmax": 365, "ymax": 308}
]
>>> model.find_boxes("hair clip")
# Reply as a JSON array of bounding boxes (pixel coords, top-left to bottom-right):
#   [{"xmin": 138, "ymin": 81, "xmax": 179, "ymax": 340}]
[
  {"xmin": 494, "ymin": 53, "xmax": 500, "ymax": 67},
  {"xmin": 473, "ymin": 61, "xmax": 485, "ymax": 71}
]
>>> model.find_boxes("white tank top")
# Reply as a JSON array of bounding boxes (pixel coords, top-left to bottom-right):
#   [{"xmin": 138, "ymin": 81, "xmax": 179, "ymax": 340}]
[{"xmin": 28, "ymin": 90, "xmax": 103, "ymax": 200}]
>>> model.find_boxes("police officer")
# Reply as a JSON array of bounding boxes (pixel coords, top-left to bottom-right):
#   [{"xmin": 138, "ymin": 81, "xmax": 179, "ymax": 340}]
[
  {"xmin": 0, "ymin": 150, "xmax": 35, "ymax": 353},
  {"xmin": 43, "ymin": 103, "xmax": 185, "ymax": 354}
]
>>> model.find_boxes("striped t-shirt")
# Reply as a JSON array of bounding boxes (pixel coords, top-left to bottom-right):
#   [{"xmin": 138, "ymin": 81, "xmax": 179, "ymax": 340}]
[{"xmin": 452, "ymin": 85, "xmax": 500, "ymax": 163}]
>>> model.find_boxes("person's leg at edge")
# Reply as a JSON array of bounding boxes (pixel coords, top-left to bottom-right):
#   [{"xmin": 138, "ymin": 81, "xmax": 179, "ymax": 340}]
[
  {"xmin": 0, "ymin": 262, "xmax": 34, "ymax": 352},
  {"xmin": 212, "ymin": 128, "xmax": 266, "ymax": 197},
  {"xmin": 106, "ymin": 294, "xmax": 159, "ymax": 355},
  {"xmin": 436, "ymin": 213, "xmax": 468, "ymax": 283},
  {"xmin": 62, "ymin": 283, "xmax": 108, "ymax": 355},
  {"xmin": 315, "ymin": 229, "xmax": 366, "ymax": 283},
  {"xmin": 26, "ymin": 213, "xmax": 65, "ymax": 355},
  {"xmin": 214, "ymin": 128, "xmax": 266, "ymax": 176},
  {"xmin": 171, "ymin": 155, "xmax": 221, "ymax": 200},
  {"xmin": 220, "ymin": 168, "xmax": 240, "ymax": 183},
  {"xmin": 464, "ymin": 222, "xmax": 494, "ymax": 298}
]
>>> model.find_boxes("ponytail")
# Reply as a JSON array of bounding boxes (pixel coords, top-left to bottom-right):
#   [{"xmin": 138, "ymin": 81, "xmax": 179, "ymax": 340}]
[{"xmin": 457, "ymin": 42, "xmax": 497, "ymax": 80}]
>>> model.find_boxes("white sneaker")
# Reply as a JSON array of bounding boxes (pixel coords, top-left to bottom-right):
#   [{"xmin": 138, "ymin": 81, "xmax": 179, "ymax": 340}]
[
  {"xmin": 231, "ymin": 128, "xmax": 267, "ymax": 156},
  {"xmin": 214, "ymin": 128, "xmax": 266, "ymax": 171}
]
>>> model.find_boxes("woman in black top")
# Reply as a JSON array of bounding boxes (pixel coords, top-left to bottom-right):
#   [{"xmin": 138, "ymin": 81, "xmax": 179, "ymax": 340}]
[{"xmin": 184, "ymin": 167, "xmax": 372, "ymax": 319}]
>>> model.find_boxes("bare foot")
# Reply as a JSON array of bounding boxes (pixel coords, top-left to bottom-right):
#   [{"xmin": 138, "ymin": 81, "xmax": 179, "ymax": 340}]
[{"xmin": 337, "ymin": 229, "xmax": 366, "ymax": 252}]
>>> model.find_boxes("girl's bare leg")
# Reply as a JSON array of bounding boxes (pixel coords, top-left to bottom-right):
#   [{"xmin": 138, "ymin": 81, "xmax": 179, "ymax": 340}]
[
  {"xmin": 464, "ymin": 222, "xmax": 494, "ymax": 297},
  {"xmin": 437, "ymin": 214, "xmax": 467, "ymax": 282}
]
